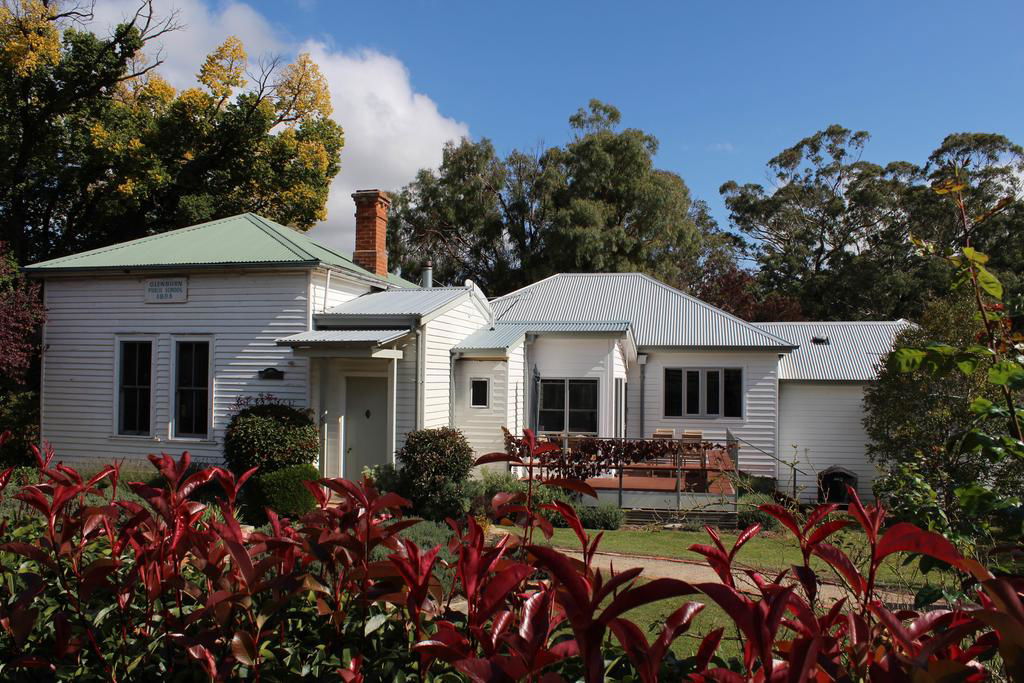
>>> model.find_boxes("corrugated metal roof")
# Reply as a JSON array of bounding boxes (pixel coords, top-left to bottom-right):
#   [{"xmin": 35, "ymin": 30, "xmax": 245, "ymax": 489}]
[
  {"xmin": 453, "ymin": 320, "xmax": 631, "ymax": 352},
  {"xmin": 276, "ymin": 329, "xmax": 410, "ymax": 346},
  {"xmin": 492, "ymin": 273, "xmax": 794, "ymax": 349},
  {"xmin": 754, "ymin": 320, "xmax": 912, "ymax": 381},
  {"xmin": 25, "ymin": 213, "xmax": 416, "ymax": 288},
  {"xmin": 320, "ymin": 287, "xmax": 471, "ymax": 317}
]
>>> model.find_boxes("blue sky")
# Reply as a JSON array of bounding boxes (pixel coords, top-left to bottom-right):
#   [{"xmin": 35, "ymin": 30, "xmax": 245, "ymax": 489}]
[{"xmin": 95, "ymin": 0, "xmax": 1024, "ymax": 245}]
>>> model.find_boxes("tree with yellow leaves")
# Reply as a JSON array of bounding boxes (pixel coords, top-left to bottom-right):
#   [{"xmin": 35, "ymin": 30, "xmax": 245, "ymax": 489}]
[{"xmin": 0, "ymin": 1, "xmax": 344, "ymax": 264}]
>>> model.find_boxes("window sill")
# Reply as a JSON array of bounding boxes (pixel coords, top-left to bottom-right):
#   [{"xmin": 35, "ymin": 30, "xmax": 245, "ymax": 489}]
[
  {"xmin": 661, "ymin": 416, "xmax": 745, "ymax": 422},
  {"xmin": 166, "ymin": 437, "xmax": 217, "ymax": 445},
  {"xmin": 110, "ymin": 434, "xmax": 159, "ymax": 441}
]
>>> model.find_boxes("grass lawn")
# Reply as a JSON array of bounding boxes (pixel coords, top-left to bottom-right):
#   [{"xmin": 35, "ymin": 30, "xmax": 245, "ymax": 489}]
[
  {"xmin": 525, "ymin": 525, "xmax": 948, "ymax": 590},
  {"xmin": 619, "ymin": 592, "xmax": 741, "ymax": 661}
]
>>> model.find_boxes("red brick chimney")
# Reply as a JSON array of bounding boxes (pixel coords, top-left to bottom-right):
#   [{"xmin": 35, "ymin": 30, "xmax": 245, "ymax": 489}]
[{"xmin": 352, "ymin": 189, "xmax": 391, "ymax": 277}]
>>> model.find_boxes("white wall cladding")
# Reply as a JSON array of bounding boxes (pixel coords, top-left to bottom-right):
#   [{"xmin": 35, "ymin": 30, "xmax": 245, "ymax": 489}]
[
  {"xmin": 422, "ymin": 299, "xmax": 489, "ymax": 428},
  {"xmin": 395, "ymin": 337, "xmax": 417, "ymax": 448},
  {"xmin": 530, "ymin": 337, "xmax": 621, "ymax": 437},
  {"xmin": 506, "ymin": 342, "xmax": 525, "ymax": 437},
  {"xmin": 777, "ymin": 382, "xmax": 876, "ymax": 502},
  {"xmin": 41, "ymin": 271, "xmax": 314, "ymax": 467},
  {"xmin": 453, "ymin": 359, "xmax": 508, "ymax": 464},
  {"xmin": 626, "ymin": 350, "xmax": 780, "ymax": 477},
  {"xmin": 308, "ymin": 268, "xmax": 366, "ymax": 317}
]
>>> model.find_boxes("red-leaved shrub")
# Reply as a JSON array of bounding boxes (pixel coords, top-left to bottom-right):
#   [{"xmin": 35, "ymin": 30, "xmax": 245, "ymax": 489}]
[{"xmin": 0, "ymin": 428, "xmax": 1021, "ymax": 681}]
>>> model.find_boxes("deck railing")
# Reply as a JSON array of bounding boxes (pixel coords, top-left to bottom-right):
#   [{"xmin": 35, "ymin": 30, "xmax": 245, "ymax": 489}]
[{"xmin": 507, "ymin": 433, "xmax": 742, "ymax": 510}]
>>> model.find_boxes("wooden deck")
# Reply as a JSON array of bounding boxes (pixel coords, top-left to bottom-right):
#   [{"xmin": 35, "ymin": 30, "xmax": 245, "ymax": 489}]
[{"xmin": 516, "ymin": 446, "xmax": 738, "ymax": 509}]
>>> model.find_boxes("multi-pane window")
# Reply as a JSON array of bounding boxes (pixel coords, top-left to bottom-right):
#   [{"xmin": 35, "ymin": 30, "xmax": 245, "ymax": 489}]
[
  {"xmin": 664, "ymin": 368, "xmax": 743, "ymax": 418},
  {"xmin": 175, "ymin": 341, "xmax": 210, "ymax": 438},
  {"xmin": 470, "ymin": 378, "xmax": 489, "ymax": 408},
  {"xmin": 538, "ymin": 379, "xmax": 599, "ymax": 435},
  {"xmin": 118, "ymin": 341, "xmax": 152, "ymax": 435}
]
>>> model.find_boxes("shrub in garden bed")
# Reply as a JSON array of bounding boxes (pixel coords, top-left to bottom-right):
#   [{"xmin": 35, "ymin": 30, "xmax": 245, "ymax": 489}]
[
  {"xmin": 0, "ymin": 428, "xmax": 1021, "ymax": 681},
  {"xmin": 223, "ymin": 395, "xmax": 318, "ymax": 475},
  {"xmin": 251, "ymin": 463, "xmax": 320, "ymax": 517},
  {"xmin": 391, "ymin": 427, "xmax": 475, "ymax": 521}
]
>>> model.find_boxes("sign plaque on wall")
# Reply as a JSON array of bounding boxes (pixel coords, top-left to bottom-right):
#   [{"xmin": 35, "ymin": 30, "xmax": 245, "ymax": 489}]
[{"xmin": 144, "ymin": 277, "xmax": 188, "ymax": 303}]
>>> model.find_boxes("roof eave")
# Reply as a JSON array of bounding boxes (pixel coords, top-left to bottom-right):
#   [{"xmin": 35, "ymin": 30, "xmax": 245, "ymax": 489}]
[{"xmin": 637, "ymin": 344, "xmax": 798, "ymax": 352}]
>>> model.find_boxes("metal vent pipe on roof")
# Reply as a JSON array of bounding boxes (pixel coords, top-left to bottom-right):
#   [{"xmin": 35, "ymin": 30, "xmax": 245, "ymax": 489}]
[{"xmin": 421, "ymin": 260, "xmax": 433, "ymax": 288}]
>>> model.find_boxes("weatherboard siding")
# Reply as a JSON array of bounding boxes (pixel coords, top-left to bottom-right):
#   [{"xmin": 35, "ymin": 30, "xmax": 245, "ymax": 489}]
[
  {"xmin": 506, "ymin": 341, "xmax": 525, "ymax": 437},
  {"xmin": 41, "ymin": 272, "xmax": 313, "ymax": 466},
  {"xmin": 626, "ymin": 350, "xmax": 780, "ymax": 477},
  {"xmin": 777, "ymin": 382, "xmax": 876, "ymax": 502},
  {"xmin": 422, "ymin": 299, "xmax": 489, "ymax": 428},
  {"xmin": 453, "ymin": 359, "xmax": 508, "ymax": 465},
  {"xmin": 530, "ymin": 337, "xmax": 620, "ymax": 437},
  {"xmin": 308, "ymin": 269, "xmax": 365, "ymax": 317}
]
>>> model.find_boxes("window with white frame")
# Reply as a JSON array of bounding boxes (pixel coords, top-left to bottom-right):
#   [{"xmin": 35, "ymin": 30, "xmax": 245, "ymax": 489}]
[
  {"xmin": 664, "ymin": 368, "xmax": 743, "ymax": 418},
  {"xmin": 174, "ymin": 340, "xmax": 210, "ymax": 438},
  {"xmin": 470, "ymin": 378, "xmax": 489, "ymax": 408},
  {"xmin": 118, "ymin": 340, "xmax": 152, "ymax": 435},
  {"xmin": 538, "ymin": 378, "xmax": 599, "ymax": 434}
]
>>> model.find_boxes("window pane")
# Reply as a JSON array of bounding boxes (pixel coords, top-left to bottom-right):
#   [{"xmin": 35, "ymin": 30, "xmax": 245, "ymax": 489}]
[
  {"xmin": 724, "ymin": 368, "xmax": 743, "ymax": 417},
  {"xmin": 540, "ymin": 380, "xmax": 565, "ymax": 410},
  {"xmin": 568, "ymin": 409, "xmax": 598, "ymax": 434},
  {"xmin": 706, "ymin": 370, "xmax": 721, "ymax": 415},
  {"xmin": 538, "ymin": 410, "xmax": 565, "ymax": 433},
  {"xmin": 119, "ymin": 341, "xmax": 151, "ymax": 435},
  {"xmin": 568, "ymin": 380, "xmax": 598, "ymax": 410},
  {"xmin": 664, "ymin": 369, "xmax": 682, "ymax": 417},
  {"xmin": 176, "ymin": 341, "xmax": 210, "ymax": 437},
  {"xmin": 471, "ymin": 379, "xmax": 488, "ymax": 407},
  {"xmin": 685, "ymin": 371, "xmax": 701, "ymax": 415}
]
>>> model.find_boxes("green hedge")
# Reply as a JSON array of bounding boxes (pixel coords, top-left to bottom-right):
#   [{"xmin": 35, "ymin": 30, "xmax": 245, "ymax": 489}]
[
  {"xmin": 252, "ymin": 464, "xmax": 320, "ymax": 517},
  {"xmin": 737, "ymin": 493, "xmax": 780, "ymax": 531},
  {"xmin": 223, "ymin": 402, "xmax": 318, "ymax": 475},
  {"xmin": 393, "ymin": 428, "xmax": 475, "ymax": 521}
]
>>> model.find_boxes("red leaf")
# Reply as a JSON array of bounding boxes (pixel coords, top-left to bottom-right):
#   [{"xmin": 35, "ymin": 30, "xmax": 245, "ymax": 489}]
[
  {"xmin": 876, "ymin": 522, "xmax": 964, "ymax": 567},
  {"xmin": 695, "ymin": 627, "xmax": 724, "ymax": 671},
  {"xmin": 812, "ymin": 543, "xmax": 865, "ymax": 595},
  {"xmin": 541, "ymin": 478, "xmax": 598, "ymax": 499},
  {"xmin": 729, "ymin": 523, "xmax": 762, "ymax": 561},
  {"xmin": 223, "ymin": 538, "xmax": 256, "ymax": 589},
  {"xmin": 231, "ymin": 631, "xmax": 257, "ymax": 666},
  {"xmin": 475, "ymin": 451, "xmax": 522, "ymax": 466},
  {"xmin": 758, "ymin": 504, "xmax": 803, "ymax": 539},
  {"xmin": 599, "ymin": 578, "xmax": 697, "ymax": 625}
]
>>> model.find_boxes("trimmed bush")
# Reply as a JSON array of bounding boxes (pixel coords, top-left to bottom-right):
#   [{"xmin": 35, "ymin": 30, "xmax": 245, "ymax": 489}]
[
  {"xmin": 737, "ymin": 493, "xmax": 780, "ymax": 531},
  {"xmin": 394, "ymin": 427, "xmax": 475, "ymax": 521},
  {"xmin": 223, "ymin": 401, "xmax": 318, "ymax": 475},
  {"xmin": 252, "ymin": 463, "xmax": 320, "ymax": 517},
  {"xmin": 576, "ymin": 502, "xmax": 624, "ymax": 530}
]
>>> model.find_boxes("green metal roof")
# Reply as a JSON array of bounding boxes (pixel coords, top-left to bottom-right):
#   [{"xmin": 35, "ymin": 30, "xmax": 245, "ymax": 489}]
[{"xmin": 25, "ymin": 213, "xmax": 416, "ymax": 287}]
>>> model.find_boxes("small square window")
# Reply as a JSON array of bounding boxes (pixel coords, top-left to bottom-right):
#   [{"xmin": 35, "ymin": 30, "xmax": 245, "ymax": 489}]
[{"xmin": 470, "ymin": 378, "xmax": 489, "ymax": 408}]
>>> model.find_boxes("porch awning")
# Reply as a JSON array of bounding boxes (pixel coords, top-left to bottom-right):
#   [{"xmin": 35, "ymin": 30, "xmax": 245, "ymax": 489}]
[{"xmin": 276, "ymin": 329, "xmax": 411, "ymax": 358}]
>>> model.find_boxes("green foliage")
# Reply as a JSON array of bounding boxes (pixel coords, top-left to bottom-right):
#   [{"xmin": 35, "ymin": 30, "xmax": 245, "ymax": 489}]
[
  {"xmin": 251, "ymin": 463, "xmax": 319, "ymax": 517},
  {"xmin": 720, "ymin": 125, "xmax": 1024, "ymax": 321},
  {"xmin": 865, "ymin": 295, "xmax": 1024, "ymax": 538},
  {"xmin": 736, "ymin": 493, "xmax": 781, "ymax": 531},
  {"xmin": 0, "ymin": 9, "xmax": 343, "ymax": 266},
  {"xmin": 574, "ymin": 502, "xmax": 624, "ymax": 530},
  {"xmin": 0, "ymin": 389, "xmax": 38, "ymax": 466},
  {"xmin": 223, "ymin": 400, "xmax": 318, "ymax": 475},
  {"xmin": 393, "ymin": 427, "xmax": 475, "ymax": 521},
  {"xmin": 388, "ymin": 100, "xmax": 735, "ymax": 296},
  {"xmin": 877, "ymin": 178, "xmax": 1024, "ymax": 561}
]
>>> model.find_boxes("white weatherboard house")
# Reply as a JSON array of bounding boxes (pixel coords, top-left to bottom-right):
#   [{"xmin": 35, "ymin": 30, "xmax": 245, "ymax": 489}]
[{"xmin": 26, "ymin": 190, "xmax": 908, "ymax": 503}]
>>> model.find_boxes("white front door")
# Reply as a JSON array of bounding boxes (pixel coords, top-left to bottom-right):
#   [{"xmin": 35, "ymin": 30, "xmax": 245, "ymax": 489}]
[{"xmin": 343, "ymin": 376, "xmax": 388, "ymax": 480}]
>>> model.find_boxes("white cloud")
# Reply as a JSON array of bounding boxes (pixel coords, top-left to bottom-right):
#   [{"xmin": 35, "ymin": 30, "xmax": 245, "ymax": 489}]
[
  {"xmin": 88, "ymin": 1, "xmax": 469, "ymax": 250},
  {"xmin": 300, "ymin": 42, "xmax": 469, "ymax": 249},
  {"xmin": 706, "ymin": 142, "xmax": 735, "ymax": 153},
  {"xmin": 90, "ymin": 0, "xmax": 284, "ymax": 89}
]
